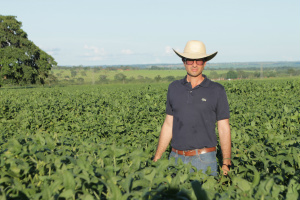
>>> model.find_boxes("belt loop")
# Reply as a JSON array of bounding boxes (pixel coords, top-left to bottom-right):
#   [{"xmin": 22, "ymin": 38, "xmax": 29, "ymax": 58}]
[{"xmin": 196, "ymin": 149, "xmax": 198, "ymax": 155}]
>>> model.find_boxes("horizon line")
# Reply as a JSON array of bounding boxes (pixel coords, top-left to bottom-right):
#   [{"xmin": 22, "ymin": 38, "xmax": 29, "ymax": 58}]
[{"xmin": 56, "ymin": 60, "xmax": 300, "ymax": 67}]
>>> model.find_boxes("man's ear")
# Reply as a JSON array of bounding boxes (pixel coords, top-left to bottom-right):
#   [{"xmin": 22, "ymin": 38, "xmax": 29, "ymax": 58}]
[{"xmin": 203, "ymin": 61, "xmax": 207, "ymax": 67}]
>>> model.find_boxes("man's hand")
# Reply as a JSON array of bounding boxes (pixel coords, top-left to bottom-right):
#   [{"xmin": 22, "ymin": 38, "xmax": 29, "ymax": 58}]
[
  {"xmin": 222, "ymin": 164, "xmax": 230, "ymax": 175},
  {"xmin": 153, "ymin": 157, "xmax": 159, "ymax": 162}
]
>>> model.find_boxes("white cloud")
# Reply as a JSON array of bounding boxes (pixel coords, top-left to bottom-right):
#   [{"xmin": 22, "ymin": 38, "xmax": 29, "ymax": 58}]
[
  {"xmin": 121, "ymin": 49, "xmax": 133, "ymax": 55},
  {"xmin": 84, "ymin": 45, "xmax": 106, "ymax": 61},
  {"xmin": 165, "ymin": 46, "xmax": 172, "ymax": 54},
  {"xmin": 165, "ymin": 46, "xmax": 182, "ymax": 55},
  {"xmin": 281, "ymin": 56, "xmax": 297, "ymax": 61},
  {"xmin": 38, "ymin": 46, "xmax": 60, "ymax": 56},
  {"xmin": 154, "ymin": 58, "xmax": 161, "ymax": 63},
  {"xmin": 46, "ymin": 51, "xmax": 53, "ymax": 55},
  {"xmin": 47, "ymin": 50, "xmax": 60, "ymax": 56}
]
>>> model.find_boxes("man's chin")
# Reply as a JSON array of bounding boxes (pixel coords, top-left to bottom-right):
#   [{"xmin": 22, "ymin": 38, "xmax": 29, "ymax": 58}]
[{"xmin": 187, "ymin": 72, "xmax": 203, "ymax": 77}]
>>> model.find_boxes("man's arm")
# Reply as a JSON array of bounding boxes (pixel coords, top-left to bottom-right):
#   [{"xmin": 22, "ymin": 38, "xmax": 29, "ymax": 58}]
[
  {"xmin": 218, "ymin": 118, "xmax": 231, "ymax": 175},
  {"xmin": 153, "ymin": 114, "xmax": 173, "ymax": 162}
]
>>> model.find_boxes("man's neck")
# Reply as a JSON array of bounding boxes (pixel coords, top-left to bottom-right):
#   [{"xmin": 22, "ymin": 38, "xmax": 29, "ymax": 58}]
[{"xmin": 187, "ymin": 74, "xmax": 205, "ymax": 88}]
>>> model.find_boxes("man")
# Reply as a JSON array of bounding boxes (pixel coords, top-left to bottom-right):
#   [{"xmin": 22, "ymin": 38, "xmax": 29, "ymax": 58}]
[{"xmin": 153, "ymin": 40, "xmax": 231, "ymax": 176}]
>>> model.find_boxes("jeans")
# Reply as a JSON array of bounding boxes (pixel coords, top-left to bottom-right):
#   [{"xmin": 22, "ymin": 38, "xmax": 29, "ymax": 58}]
[{"xmin": 169, "ymin": 150, "xmax": 218, "ymax": 176}]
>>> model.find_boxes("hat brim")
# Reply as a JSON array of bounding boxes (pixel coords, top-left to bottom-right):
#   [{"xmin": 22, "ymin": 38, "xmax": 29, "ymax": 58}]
[{"xmin": 173, "ymin": 49, "xmax": 218, "ymax": 62}]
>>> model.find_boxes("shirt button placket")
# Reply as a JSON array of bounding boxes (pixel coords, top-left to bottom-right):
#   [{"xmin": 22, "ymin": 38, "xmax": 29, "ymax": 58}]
[{"xmin": 187, "ymin": 90, "xmax": 192, "ymax": 104}]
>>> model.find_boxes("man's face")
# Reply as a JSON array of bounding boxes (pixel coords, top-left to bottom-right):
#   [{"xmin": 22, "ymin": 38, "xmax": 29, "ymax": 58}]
[{"xmin": 183, "ymin": 59, "xmax": 207, "ymax": 77}]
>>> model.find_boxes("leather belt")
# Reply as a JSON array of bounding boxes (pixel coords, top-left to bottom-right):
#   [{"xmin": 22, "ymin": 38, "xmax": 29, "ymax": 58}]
[{"xmin": 172, "ymin": 147, "xmax": 216, "ymax": 156}]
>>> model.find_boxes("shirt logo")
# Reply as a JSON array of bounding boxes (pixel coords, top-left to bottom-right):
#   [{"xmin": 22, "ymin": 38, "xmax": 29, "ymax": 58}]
[{"xmin": 201, "ymin": 98, "xmax": 207, "ymax": 102}]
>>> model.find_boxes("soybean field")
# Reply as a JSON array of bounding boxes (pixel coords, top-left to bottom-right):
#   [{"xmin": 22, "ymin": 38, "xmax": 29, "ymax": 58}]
[{"xmin": 0, "ymin": 78, "xmax": 300, "ymax": 199}]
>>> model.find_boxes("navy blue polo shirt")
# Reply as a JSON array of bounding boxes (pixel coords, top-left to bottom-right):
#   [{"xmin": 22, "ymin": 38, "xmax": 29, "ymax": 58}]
[{"xmin": 166, "ymin": 75, "xmax": 230, "ymax": 150}]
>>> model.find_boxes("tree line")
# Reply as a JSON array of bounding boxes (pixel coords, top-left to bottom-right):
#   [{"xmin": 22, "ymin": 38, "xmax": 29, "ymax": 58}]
[{"xmin": 44, "ymin": 67, "xmax": 300, "ymax": 86}]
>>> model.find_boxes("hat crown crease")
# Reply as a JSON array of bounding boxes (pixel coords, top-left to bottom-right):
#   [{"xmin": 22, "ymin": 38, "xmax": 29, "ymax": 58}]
[{"xmin": 184, "ymin": 41, "xmax": 206, "ymax": 54}]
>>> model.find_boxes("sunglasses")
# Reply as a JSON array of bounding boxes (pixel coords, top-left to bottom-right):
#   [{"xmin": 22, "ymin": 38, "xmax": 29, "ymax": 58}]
[{"xmin": 184, "ymin": 59, "xmax": 205, "ymax": 65}]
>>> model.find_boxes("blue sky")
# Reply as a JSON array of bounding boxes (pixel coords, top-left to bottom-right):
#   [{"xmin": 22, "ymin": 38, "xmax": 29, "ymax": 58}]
[{"xmin": 2, "ymin": 0, "xmax": 300, "ymax": 66}]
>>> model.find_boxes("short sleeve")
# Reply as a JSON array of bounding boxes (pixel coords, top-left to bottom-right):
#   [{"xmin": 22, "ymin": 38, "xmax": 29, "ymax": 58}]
[
  {"xmin": 216, "ymin": 87, "xmax": 230, "ymax": 121},
  {"xmin": 165, "ymin": 86, "xmax": 173, "ymax": 115}
]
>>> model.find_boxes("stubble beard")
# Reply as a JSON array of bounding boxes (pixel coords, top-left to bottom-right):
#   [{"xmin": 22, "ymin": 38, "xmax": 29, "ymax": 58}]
[
  {"xmin": 187, "ymin": 71, "xmax": 203, "ymax": 78},
  {"xmin": 185, "ymin": 64, "xmax": 204, "ymax": 78}
]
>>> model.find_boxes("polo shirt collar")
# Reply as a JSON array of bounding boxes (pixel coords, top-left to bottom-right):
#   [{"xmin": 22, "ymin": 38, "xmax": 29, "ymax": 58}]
[{"xmin": 181, "ymin": 74, "xmax": 211, "ymax": 88}]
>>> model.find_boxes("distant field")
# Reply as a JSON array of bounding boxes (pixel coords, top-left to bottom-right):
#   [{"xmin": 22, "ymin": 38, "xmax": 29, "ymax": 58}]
[{"xmin": 51, "ymin": 69, "xmax": 235, "ymax": 82}]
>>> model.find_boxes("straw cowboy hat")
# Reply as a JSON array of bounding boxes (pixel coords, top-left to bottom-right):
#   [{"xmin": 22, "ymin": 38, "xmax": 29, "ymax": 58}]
[{"xmin": 173, "ymin": 40, "xmax": 218, "ymax": 61}]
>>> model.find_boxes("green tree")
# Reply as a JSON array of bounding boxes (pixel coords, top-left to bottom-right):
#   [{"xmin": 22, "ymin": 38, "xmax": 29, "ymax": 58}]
[
  {"xmin": 287, "ymin": 68, "xmax": 295, "ymax": 76},
  {"xmin": 137, "ymin": 75, "xmax": 144, "ymax": 80},
  {"xmin": 254, "ymin": 71, "xmax": 260, "ymax": 78},
  {"xmin": 71, "ymin": 70, "xmax": 77, "ymax": 78},
  {"xmin": 45, "ymin": 74, "xmax": 57, "ymax": 85},
  {"xmin": 266, "ymin": 71, "xmax": 276, "ymax": 78},
  {"xmin": 81, "ymin": 71, "xmax": 87, "ymax": 76},
  {"xmin": 98, "ymin": 75, "xmax": 108, "ymax": 83},
  {"xmin": 93, "ymin": 67, "xmax": 101, "ymax": 72},
  {"xmin": 114, "ymin": 73, "xmax": 126, "ymax": 84},
  {"xmin": 77, "ymin": 78, "xmax": 84, "ymax": 83},
  {"xmin": 237, "ymin": 70, "xmax": 248, "ymax": 79},
  {"xmin": 209, "ymin": 71, "xmax": 219, "ymax": 79},
  {"xmin": 165, "ymin": 76, "xmax": 175, "ymax": 82},
  {"xmin": 226, "ymin": 70, "xmax": 238, "ymax": 79},
  {"xmin": 128, "ymin": 76, "xmax": 136, "ymax": 82},
  {"xmin": 0, "ymin": 15, "xmax": 57, "ymax": 87},
  {"xmin": 154, "ymin": 75, "xmax": 161, "ymax": 82}
]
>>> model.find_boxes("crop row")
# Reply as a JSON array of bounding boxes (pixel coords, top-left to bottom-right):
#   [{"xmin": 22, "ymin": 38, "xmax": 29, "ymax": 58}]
[{"xmin": 0, "ymin": 79, "xmax": 299, "ymax": 199}]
